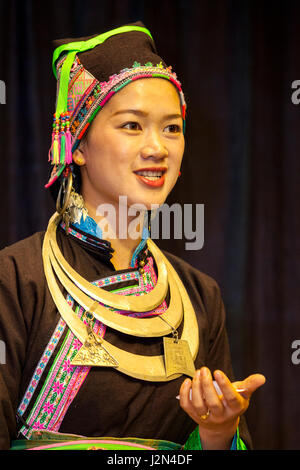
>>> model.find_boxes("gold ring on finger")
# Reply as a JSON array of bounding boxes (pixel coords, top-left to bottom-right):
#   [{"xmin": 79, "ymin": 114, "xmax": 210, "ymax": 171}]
[{"xmin": 200, "ymin": 410, "xmax": 210, "ymax": 420}]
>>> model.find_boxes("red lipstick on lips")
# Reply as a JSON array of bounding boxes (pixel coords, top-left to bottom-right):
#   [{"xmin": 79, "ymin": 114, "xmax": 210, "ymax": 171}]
[{"xmin": 134, "ymin": 167, "xmax": 167, "ymax": 188}]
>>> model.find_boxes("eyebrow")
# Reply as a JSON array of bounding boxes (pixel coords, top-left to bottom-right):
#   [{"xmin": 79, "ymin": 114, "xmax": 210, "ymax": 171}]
[{"xmin": 112, "ymin": 109, "xmax": 182, "ymax": 120}]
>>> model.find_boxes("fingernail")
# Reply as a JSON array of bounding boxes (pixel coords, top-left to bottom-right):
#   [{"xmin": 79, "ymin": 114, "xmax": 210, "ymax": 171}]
[
  {"xmin": 214, "ymin": 370, "xmax": 224, "ymax": 381},
  {"xmin": 184, "ymin": 378, "xmax": 191, "ymax": 387},
  {"xmin": 201, "ymin": 367, "xmax": 208, "ymax": 377}
]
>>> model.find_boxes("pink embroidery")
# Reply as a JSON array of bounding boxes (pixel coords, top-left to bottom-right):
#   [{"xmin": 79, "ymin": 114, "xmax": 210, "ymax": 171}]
[
  {"xmin": 18, "ymin": 253, "xmax": 165, "ymax": 438},
  {"xmin": 43, "ymin": 402, "xmax": 55, "ymax": 414},
  {"xmin": 52, "ymin": 381, "xmax": 65, "ymax": 395},
  {"xmin": 73, "ymin": 338, "xmax": 82, "ymax": 350},
  {"xmin": 62, "ymin": 359, "xmax": 73, "ymax": 374},
  {"xmin": 32, "ymin": 421, "xmax": 45, "ymax": 430}
]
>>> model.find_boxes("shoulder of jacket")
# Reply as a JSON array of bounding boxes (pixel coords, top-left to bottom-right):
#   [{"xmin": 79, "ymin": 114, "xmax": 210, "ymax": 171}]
[
  {"xmin": 162, "ymin": 249, "xmax": 219, "ymax": 289},
  {"xmin": 0, "ymin": 231, "xmax": 45, "ymax": 257},
  {"xmin": 0, "ymin": 232, "xmax": 46, "ymax": 275}
]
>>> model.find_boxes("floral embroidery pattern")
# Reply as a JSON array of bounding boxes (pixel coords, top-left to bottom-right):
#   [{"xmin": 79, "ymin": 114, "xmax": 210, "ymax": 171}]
[
  {"xmin": 17, "ymin": 319, "xmax": 66, "ymax": 417},
  {"xmin": 18, "ymin": 254, "xmax": 167, "ymax": 438},
  {"xmin": 43, "ymin": 402, "xmax": 55, "ymax": 414}
]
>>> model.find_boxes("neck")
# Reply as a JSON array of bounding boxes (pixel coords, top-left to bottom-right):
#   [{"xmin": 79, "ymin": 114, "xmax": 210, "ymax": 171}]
[{"xmin": 83, "ymin": 199, "xmax": 146, "ymax": 271}]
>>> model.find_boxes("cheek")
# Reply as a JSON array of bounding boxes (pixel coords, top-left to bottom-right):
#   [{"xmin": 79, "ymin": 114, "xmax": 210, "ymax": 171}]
[
  {"xmin": 171, "ymin": 140, "xmax": 185, "ymax": 168},
  {"xmin": 84, "ymin": 144, "xmax": 129, "ymax": 183},
  {"xmin": 87, "ymin": 130, "xmax": 132, "ymax": 165}
]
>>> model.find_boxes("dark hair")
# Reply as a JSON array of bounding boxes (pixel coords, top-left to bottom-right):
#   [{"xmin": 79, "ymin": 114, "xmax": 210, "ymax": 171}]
[{"xmin": 48, "ymin": 163, "xmax": 82, "ymax": 204}]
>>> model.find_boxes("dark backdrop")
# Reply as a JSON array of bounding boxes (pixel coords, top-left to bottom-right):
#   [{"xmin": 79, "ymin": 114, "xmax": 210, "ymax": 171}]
[{"xmin": 0, "ymin": 0, "xmax": 299, "ymax": 450}]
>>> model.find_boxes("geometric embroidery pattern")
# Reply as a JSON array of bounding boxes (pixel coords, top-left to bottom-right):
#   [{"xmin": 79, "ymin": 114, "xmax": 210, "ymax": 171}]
[{"xmin": 17, "ymin": 255, "xmax": 167, "ymax": 438}]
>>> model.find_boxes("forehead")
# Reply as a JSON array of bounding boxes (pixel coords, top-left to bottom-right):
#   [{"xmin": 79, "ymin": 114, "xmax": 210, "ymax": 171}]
[{"xmin": 104, "ymin": 78, "xmax": 182, "ymax": 115}]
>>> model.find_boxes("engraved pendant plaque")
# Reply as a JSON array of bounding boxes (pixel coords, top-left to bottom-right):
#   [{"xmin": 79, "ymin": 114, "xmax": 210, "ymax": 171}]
[
  {"xmin": 71, "ymin": 330, "xmax": 119, "ymax": 368},
  {"xmin": 163, "ymin": 337, "xmax": 195, "ymax": 378}
]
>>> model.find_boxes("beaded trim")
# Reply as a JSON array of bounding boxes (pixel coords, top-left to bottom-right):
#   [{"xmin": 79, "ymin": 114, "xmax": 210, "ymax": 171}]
[{"xmin": 60, "ymin": 220, "xmax": 113, "ymax": 255}]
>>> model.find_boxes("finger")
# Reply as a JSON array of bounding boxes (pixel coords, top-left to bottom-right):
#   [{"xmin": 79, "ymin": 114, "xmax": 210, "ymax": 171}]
[
  {"xmin": 179, "ymin": 378, "xmax": 192, "ymax": 408},
  {"xmin": 213, "ymin": 370, "xmax": 244, "ymax": 411},
  {"xmin": 201, "ymin": 367, "xmax": 224, "ymax": 416},
  {"xmin": 179, "ymin": 378, "xmax": 203, "ymax": 424},
  {"xmin": 191, "ymin": 370, "xmax": 209, "ymax": 415}
]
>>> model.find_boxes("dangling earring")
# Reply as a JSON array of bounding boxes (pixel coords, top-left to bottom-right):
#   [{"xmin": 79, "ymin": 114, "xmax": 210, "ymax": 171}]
[
  {"xmin": 56, "ymin": 169, "xmax": 73, "ymax": 216},
  {"xmin": 56, "ymin": 168, "xmax": 88, "ymax": 232}
]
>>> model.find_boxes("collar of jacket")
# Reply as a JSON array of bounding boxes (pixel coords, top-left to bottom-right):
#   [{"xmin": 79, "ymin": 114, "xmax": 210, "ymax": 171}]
[{"xmin": 59, "ymin": 213, "xmax": 149, "ymax": 269}]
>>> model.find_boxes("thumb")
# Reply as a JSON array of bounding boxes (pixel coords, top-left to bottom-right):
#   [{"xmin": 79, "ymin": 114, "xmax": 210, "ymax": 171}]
[{"xmin": 234, "ymin": 374, "xmax": 266, "ymax": 399}]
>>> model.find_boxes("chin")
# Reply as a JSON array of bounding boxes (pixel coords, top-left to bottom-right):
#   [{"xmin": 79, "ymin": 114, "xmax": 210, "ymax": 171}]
[{"xmin": 131, "ymin": 195, "xmax": 167, "ymax": 211}]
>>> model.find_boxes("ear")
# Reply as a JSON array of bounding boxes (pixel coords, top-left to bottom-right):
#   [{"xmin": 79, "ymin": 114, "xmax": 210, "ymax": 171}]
[{"xmin": 72, "ymin": 148, "xmax": 86, "ymax": 166}]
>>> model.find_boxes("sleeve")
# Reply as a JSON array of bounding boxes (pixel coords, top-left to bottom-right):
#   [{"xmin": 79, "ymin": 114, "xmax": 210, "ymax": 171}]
[
  {"xmin": 0, "ymin": 253, "xmax": 27, "ymax": 448},
  {"xmin": 0, "ymin": 246, "xmax": 38, "ymax": 449},
  {"xmin": 203, "ymin": 279, "xmax": 252, "ymax": 449},
  {"xmin": 182, "ymin": 270, "xmax": 251, "ymax": 450}
]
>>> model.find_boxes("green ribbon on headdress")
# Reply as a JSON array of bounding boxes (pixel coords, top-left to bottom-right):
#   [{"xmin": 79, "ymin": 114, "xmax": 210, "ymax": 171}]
[{"xmin": 53, "ymin": 25, "xmax": 153, "ymax": 116}]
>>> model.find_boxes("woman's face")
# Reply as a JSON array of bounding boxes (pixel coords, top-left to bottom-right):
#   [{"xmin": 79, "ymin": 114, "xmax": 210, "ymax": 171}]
[{"xmin": 76, "ymin": 78, "xmax": 185, "ymax": 212}]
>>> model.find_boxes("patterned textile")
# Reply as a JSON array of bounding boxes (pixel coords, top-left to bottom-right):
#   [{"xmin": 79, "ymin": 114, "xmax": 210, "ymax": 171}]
[
  {"xmin": 59, "ymin": 212, "xmax": 150, "ymax": 268},
  {"xmin": 11, "ymin": 431, "xmax": 182, "ymax": 450},
  {"xmin": 17, "ymin": 252, "xmax": 167, "ymax": 438}
]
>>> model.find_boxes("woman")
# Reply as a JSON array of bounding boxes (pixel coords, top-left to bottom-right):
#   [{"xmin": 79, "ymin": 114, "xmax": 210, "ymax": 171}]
[{"xmin": 0, "ymin": 22, "xmax": 265, "ymax": 450}]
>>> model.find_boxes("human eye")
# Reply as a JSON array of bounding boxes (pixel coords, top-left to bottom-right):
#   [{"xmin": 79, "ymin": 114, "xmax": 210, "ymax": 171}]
[
  {"xmin": 164, "ymin": 123, "xmax": 182, "ymax": 134},
  {"xmin": 122, "ymin": 121, "xmax": 142, "ymax": 131}
]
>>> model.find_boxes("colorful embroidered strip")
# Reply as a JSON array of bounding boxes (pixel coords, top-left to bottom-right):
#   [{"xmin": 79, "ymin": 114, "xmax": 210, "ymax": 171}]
[{"xmin": 18, "ymin": 254, "xmax": 167, "ymax": 438}]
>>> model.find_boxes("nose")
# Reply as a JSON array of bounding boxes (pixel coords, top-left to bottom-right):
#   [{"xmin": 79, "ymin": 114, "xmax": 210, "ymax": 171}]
[{"xmin": 140, "ymin": 130, "xmax": 168, "ymax": 160}]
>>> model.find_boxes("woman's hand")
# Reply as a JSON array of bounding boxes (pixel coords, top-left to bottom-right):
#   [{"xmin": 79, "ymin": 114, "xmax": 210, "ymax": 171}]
[{"xmin": 179, "ymin": 367, "xmax": 266, "ymax": 449}]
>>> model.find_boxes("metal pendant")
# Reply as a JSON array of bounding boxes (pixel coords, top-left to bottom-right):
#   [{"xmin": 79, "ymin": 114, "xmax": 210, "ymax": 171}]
[
  {"xmin": 42, "ymin": 213, "xmax": 200, "ymax": 381},
  {"xmin": 71, "ymin": 328, "xmax": 119, "ymax": 368},
  {"xmin": 163, "ymin": 337, "xmax": 196, "ymax": 379}
]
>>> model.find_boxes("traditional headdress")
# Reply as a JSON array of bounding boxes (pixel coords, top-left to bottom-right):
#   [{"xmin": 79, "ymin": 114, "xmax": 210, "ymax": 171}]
[{"xmin": 46, "ymin": 21, "xmax": 186, "ymax": 189}]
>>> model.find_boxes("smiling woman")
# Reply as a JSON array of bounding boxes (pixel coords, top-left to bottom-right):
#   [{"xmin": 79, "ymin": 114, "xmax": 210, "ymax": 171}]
[{"xmin": 0, "ymin": 21, "xmax": 265, "ymax": 451}]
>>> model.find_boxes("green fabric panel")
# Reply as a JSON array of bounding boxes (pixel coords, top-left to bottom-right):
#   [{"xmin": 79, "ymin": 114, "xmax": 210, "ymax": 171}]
[
  {"xmin": 183, "ymin": 426, "xmax": 248, "ymax": 450},
  {"xmin": 10, "ymin": 435, "xmax": 182, "ymax": 451},
  {"xmin": 183, "ymin": 426, "xmax": 202, "ymax": 450},
  {"xmin": 235, "ymin": 427, "xmax": 248, "ymax": 450}
]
